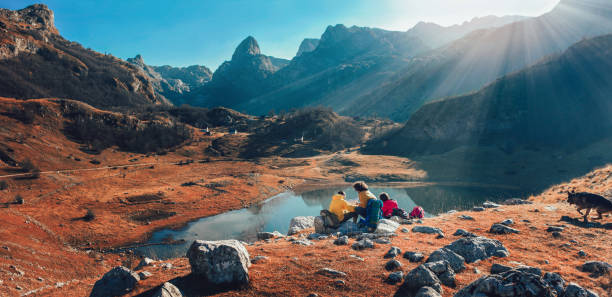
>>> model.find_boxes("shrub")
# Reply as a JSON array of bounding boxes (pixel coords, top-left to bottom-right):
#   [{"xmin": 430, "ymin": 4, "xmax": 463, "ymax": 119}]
[
  {"xmin": 83, "ymin": 209, "xmax": 95, "ymax": 222},
  {"xmin": 14, "ymin": 195, "xmax": 24, "ymax": 205}
]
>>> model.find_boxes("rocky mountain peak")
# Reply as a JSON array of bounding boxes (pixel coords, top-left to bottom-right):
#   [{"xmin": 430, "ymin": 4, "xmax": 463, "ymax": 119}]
[
  {"xmin": 319, "ymin": 24, "xmax": 350, "ymax": 45},
  {"xmin": 231, "ymin": 36, "xmax": 261, "ymax": 60},
  {"xmin": 127, "ymin": 54, "xmax": 145, "ymax": 68},
  {"xmin": 296, "ymin": 38, "xmax": 320, "ymax": 56},
  {"xmin": 0, "ymin": 4, "xmax": 58, "ymax": 35}
]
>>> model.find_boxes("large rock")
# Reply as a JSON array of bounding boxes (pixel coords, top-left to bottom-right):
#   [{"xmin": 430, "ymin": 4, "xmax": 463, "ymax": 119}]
[
  {"xmin": 401, "ymin": 264, "xmax": 442, "ymax": 293},
  {"xmin": 542, "ymin": 272, "xmax": 565, "ymax": 296},
  {"xmin": 351, "ymin": 238, "xmax": 374, "ymax": 250},
  {"xmin": 581, "ymin": 261, "xmax": 611, "ymax": 277},
  {"xmin": 90, "ymin": 266, "xmax": 140, "ymax": 297},
  {"xmin": 489, "ymin": 223, "xmax": 520, "ymax": 234},
  {"xmin": 424, "ymin": 260, "xmax": 455, "ymax": 287},
  {"xmin": 186, "ymin": 240, "xmax": 250, "ymax": 286},
  {"xmin": 426, "ymin": 248, "xmax": 465, "ymax": 272},
  {"xmin": 564, "ymin": 282, "xmax": 599, "ymax": 297},
  {"xmin": 454, "ymin": 269, "xmax": 556, "ymax": 297},
  {"xmin": 444, "ymin": 236, "xmax": 508, "ymax": 263},
  {"xmin": 415, "ymin": 286, "xmax": 442, "ymax": 297},
  {"xmin": 316, "ymin": 268, "xmax": 346, "ymax": 278},
  {"xmin": 376, "ymin": 219, "xmax": 400, "ymax": 234},
  {"xmin": 288, "ymin": 216, "xmax": 315, "ymax": 235},
  {"xmin": 404, "ymin": 251, "xmax": 425, "ymax": 263},
  {"xmin": 152, "ymin": 282, "xmax": 183, "ymax": 297},
  {"xmin": 384, "ymin": 246, "xmax": 402, "ymax": 259},
  {"xmin": 412, "ymin": 226, "xmax": 444, "ymax": 235}
]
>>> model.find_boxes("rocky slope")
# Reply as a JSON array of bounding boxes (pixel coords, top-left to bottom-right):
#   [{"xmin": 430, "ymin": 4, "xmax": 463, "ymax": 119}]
[
  {"xmin": 127, "ymin": 55, "xmax": 212, "ymax": 105},
  {"xmin": 295, "ymin": 38, "xmax": 319, "ymax": 57},
  {"xmin": 366, "ymin": 33, "xmax": 612, "ymax": 157},
  {"xmin": 405, "ymin": 15, "xmax": 527, "ymax": 49},
  {"xmin": 0, "ymin": 4, "xmax": 167, "ymax": 107},
  {"xmin": 348, "ymin": 0, "xmax": 612, "ymax": 120}
]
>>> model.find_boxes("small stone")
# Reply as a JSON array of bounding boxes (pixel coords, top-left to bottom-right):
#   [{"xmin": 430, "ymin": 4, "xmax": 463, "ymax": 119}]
[
  {"xmin": 473, "ymin": 267, "xmax": 480, "ymax": 274},
  {"xmin": 316, "ymin": 268, "xmax": 346, "ymax": 278},
  {"xmin": 138, "ymin": 271, "xmax": 152, "ymax": 280},
  {"xmin": 401, "ymin": 227, "xmax": 409, "ymax": 233},
  {"xmin": 386, "ymin": 271, "xmax": 404, "ymax": 284},
  {"xmin": 458, "ymin": 215, "xmax": 475, "ymax": 220},
  {"xmin": 489, "ymin": 223, "xmax": 520, "ymax": 234},
  {"xmin": 350, "ymin": 255, "xmax": 364, "ymax": 261},
  {"xmin": 472, "ymin": 207, "xmax": 485, "ymax": 212},
  {"xmin": 37, "ymin": 277, "xmax": 44, "ymax": 282},
  {"xmin": 581, "ymin": 261, "xmax": 611, "ymax": 277},
  {"xmin": 136, "ymin": 257, "xmax": 155, "ymax": 270},
  {"xmin": 351, "ymin": 238, "xmax": 374, "ymax": 250},
  {"xmin": 578, "ymin": 250, "xmax": 587, "ymax": 257},
  {"xmin": 552, "ymin": 231, "xmax": 561, "ymax": 238},
  {"xmin": 292, "ymin": 239, "xmax": 314, "ymax": 246},
  {"xmin": 500, "ymin": 219, "xmax": 514, "ymax": 225},
  {"xmin": 482, "ymin": 201, "xmax": 501, "ymax": 208},
  {"xmin": 251, "ymin": 256, "xmax": 269, "ymax": 264},
  {"xmin": 333, "ymin": 279, "xmax": 345, "ymax": 286},
  {"xmin": 546, "ymin": 226, "xmax": 564, "ymax": 232},
  {"xmin": 384, "ymin": 246, "xmax": 401, "ymax": 259},
  {"xmin": 333, "ymin": 236, "xmax": 349, "ymax": 245},
  {"xmin": 385, "ymin": 259, "xmax": 402, "ymax": 271},
  {"xmin": 161, "ymin": 263, "xmax": 173, "ymax": 270},
  {"xmin": 404, "ymin": 251, "xmax": 425, "ymax": 262},
  {"xmin": 375, "ymin": 237, "xmax": 391, "ymax": 244}
]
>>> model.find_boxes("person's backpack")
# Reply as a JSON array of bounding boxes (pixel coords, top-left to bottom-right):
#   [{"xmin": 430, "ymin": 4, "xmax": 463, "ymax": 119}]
[
  {"xmin": 320, "ymin": 210, "xmax": 340, "ymax": 228},
  {"xmin": 410, "ymin": 206, "xmax": 425, "ymax": 219},
  {"xmin": 365, "ymin": 199, "xmax": 383, "ymax": 229},
  {"xmin": 391, "ymin": 208, "xmax": 409, "ymax": 219}
]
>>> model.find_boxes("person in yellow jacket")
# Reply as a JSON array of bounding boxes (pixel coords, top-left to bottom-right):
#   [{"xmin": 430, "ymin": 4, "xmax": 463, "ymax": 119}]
[
  {"xmin": 328, "ymin": 191, "xmax": 358, "ymax": 223},
  {"xmin": 353, "ymin": 181, "xmax": 376, "ymax": 219}
]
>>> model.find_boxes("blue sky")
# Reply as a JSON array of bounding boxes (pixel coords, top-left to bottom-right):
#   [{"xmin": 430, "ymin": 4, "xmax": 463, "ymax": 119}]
[{"xmin": 2, "ymin": 0, "xmax": 559, "ymax": 70}]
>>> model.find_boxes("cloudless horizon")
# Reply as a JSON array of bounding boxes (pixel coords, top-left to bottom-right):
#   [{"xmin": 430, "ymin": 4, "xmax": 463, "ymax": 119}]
[{"xmin": 2, "ymin": 0, "xmax": 560, "ymax": 70}]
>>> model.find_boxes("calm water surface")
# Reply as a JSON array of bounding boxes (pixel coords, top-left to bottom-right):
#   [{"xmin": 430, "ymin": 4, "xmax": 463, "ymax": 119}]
[{"xmin": 135, "ymin": 184, "xmax": 528, "ymax": 259}]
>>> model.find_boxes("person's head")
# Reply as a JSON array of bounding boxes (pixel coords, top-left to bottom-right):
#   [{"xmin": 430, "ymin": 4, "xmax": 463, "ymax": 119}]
[
  {"xmin": 379, "ymin": 192, "xmax": 390, "ymax": 201},
  {"xmin": 353, "ymin": 181, "xmax": 369, "ymax": 192},
  {"xmin": 337, "ymin": 191, "xmax": 346, "ymax": 197}
]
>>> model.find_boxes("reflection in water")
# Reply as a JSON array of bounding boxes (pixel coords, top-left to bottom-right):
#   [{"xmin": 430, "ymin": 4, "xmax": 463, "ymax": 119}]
[{"xmin": 136, "ymin": 185, "xmax": 527, "ymax": 259}]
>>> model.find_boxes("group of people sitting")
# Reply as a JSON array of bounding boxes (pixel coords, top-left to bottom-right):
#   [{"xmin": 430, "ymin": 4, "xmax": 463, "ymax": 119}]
[{"xmin": 321, "ymin": 181, "xmax": 425, "ymax": 232}]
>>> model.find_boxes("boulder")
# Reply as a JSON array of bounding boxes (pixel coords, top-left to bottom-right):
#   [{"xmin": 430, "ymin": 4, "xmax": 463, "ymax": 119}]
[
  {"xmin": 426, "ymin": 248, "xmax": 465, "ymax": 272},
  {"xmin": 472, "ymin": 207, "xmax": 485, "ymax": 212},
  {"xmin": 316, "ymin": 268, "xmax": 346, "ymax": 278},
  {"xmin": 404, "ymin": 251, "xmax": 425, "ymax": 263},
  {"xmin": 415, "ymin": 286, "xmax": 442, "ymax": 297},
  {"xmin": 445, "ymin": 236, "xmax": 509, "ymax": 263},
  {"xmin": 386, "ymin": 271, "xmax": 404, "ymax": 284},
  {"xmin": 454, "ymin": 269, "xmax": 556, "ymax": 297},
  {"xmin": 542, "ymin": 272, "xmax": 565, "ymax": 296},
  {"xmin": 292, "ymin": 239, "xmax": 313, "ymax": 246},
  {"xmin": 385, "ymin": 259, "xmax": 402, "ymax": 271},
  {"xmin": 489, "ymin": 223, "xmax": 520, "ymax": 234},
  {"xmin": 186, "ymin": 240, "xmax": 250, "ymax": 286},
  {"xmin": 412, "ymin": 226, "xmax": 444, "ymax": 236},
  {"xmin": 152, "ymin": 282, "xmax": 183, "ymax": 297},
  {"xmin": 546, "ymin": 226, "xmax": 564, "ymax": 232},
  {"xmin": 375, "ymin": 237, "xmax": 391, "ymax": 244},
  {"xmin": 351, "ymin": 238, "xmax": 374, "ymax": 250},
  {"xmin": 375, "ymin": 219, "xmax": 400, "ymax": 234},
  {"xmin": 384, "ymin": 246, "xmax": 402, "ymax": 259},
  {"xmin": 453, "ymin": 229, "xmax": 475, "ymax": 237},
  {"xmin": 424, "ymin": 260, "xmax": 455, "ymax": 287},
  {"xmin": 564, "ymin": 282, "xmax": 599, "ymax": 297},
  {"xmin": 501, "ymin": 198, "xmax": 533, "ymax": 205},
  {"xmin": 490, "ymin": 263, "xmax": 512, "ymax": 274},
  {"xmin": 581, "ymin": 261, "xmax": 611, "ymax": 277},
  {"xmin": 314, "ymin": 217, "xmax": 366, "ymax": 235},
  {"xmin": 90, "ymin": 266, "xmax": 140, "ymax": 297},
  {"xmin": 288, "ymin": 216, "xmax": 315, "ymax": 235},
  {"xmin": 401, "ymin": 264, "xmax": 442, "ymax": 293}
]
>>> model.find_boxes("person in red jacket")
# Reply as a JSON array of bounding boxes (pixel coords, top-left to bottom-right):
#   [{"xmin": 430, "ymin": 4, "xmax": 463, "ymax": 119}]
[
  {"xmin": 380, "ymin": 192, "xmax": 398, "ymax": 218},
  {"xmin": 380, "ymin": 192, "xmax": 410, "ymax": 219}
]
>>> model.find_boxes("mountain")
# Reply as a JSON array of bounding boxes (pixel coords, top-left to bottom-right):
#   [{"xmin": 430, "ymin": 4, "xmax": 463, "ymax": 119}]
[
  {"xmin": 267, "ymin": 56, "xmax": 290, "ymax": 70},
  {"xmin": 183, "ymin": 36, "xmax": 280, "ymax": 108},
  {"xmin": 234, "ymin": 24, "xmax": 429, "ymax": 114},
  {"xmin": 348, "ymin": 0, "xmax": 612, "ymax": 121},
  {"xmin": 0, "ymin": 4, "xmax": 167, "ymax": 107},
  {"xmin": 126, "ymin": 54, "xmax": 212, "ymax": 104},
  {"xmin": 406, "ymin": 15, "xmax": 527, "ymax": 49},
  {"xmin": 365, "ymin": 33, "xmax": 612, "ymax": 156},
  {"xmin": 295, "ymin": 38, "xmax": 319, "ymax": 56}
]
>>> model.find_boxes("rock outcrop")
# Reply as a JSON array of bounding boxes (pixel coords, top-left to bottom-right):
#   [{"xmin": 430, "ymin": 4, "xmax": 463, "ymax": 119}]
[
  {"xmin": 444, "ymin": 236, "xmax": 509, "ymax": 263},
  {"xmin": 152, "ymin": 282, "xmax": 183, "ymax": 297},
  {"xmin": 288, "ymin": 216, "xmax": 315, "ymax": 235},
  {"xmin": 186, "ymin": 240, "xmax": 251, "ymax": 286},
  {"xmin": 89, "ymin": 266, "xmax": 140, "ymax": 297}
]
